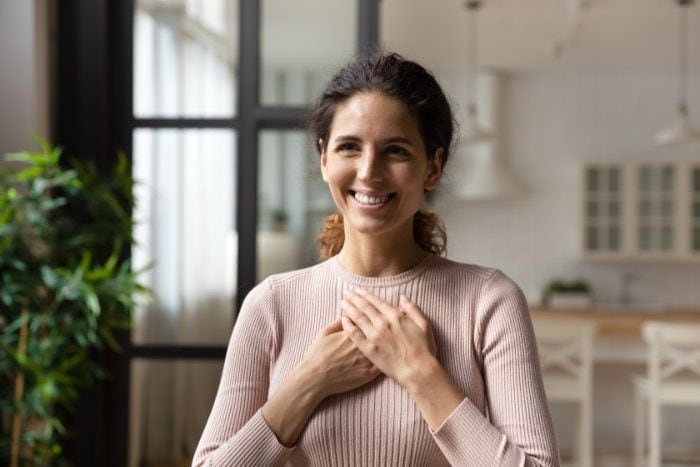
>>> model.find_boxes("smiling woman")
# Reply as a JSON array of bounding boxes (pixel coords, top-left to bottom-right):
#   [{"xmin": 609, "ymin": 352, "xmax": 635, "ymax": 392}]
[{"xmin": 193, "ymin": 53, "xmax": 560, "ymax": 466}]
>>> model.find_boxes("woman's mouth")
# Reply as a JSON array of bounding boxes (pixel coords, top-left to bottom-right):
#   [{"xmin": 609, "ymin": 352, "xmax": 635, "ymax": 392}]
[{"xmin": 350, "ymin": 190, "xmax": 395, "ymax": 206}]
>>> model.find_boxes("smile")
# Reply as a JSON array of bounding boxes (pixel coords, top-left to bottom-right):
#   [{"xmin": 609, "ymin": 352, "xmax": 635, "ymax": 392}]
[{"xmin": 350, "ymin": 191, "xmax": 395, "ymax": 206}]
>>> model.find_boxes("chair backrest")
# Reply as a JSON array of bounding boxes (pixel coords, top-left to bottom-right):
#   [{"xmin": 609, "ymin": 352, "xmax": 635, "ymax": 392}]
[
  {"xmin": 642, "ymin": 321, "xmax": 700, "ymax": 383},
  {"xmin": 532, "ymin": 317, "xmax": 597, "ymax": 383}
]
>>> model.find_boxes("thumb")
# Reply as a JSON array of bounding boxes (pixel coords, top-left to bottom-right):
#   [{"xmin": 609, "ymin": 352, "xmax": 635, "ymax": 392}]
[{"xmin": 322, "ymin": 318, "xmax": 344, "ymax": 335}]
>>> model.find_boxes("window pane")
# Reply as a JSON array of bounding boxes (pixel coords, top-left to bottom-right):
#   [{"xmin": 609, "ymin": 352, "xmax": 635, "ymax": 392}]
[
  {"xmin": 639, "ymin": 226, "xmax": 651, "ymax": 251},
  {"xmin": 260, "ymin": 0, "xmax": 356, "ymax": 106},
  {"xmin": 586, "ymin": 201, "xmax": 598, "ymax": 218},
  {"xmin": 586, "ymin": 226, "xmax": 598, "ymax": 251},
  {"xmin": 661, "ymin": 165, "xmax": 674, "ymax": 191},
  {"xmin": 129, "ymin": 359, "xmax": 223, "ymax": 467},
  {"xmin": 134, "ymin": 0, "xmax": 238, "ymax": 117},
  {"xmin": 661, "ymin": 225, "xmax": 673, "ymax": 251},
  {"xmin": 609, "ymin": 167, "xmax": 620, "ymax": 192},
  {"xmin": 132, "ymin": 129, "xmax": 237, "ymax": 345},
  {"xmin": 256, "ymin": 130, "xmax": 334, "ymax": 283},
  {"xmin": 608, "ymin": 226, "xmax": 620, "ymax": 250},
  {"xmin": 586, "ymin": 168, "xmax": 599, "ymax": 192},
  {"xmin": 639, "ymin": 167, "xmax": 652, "ymax": 191}
]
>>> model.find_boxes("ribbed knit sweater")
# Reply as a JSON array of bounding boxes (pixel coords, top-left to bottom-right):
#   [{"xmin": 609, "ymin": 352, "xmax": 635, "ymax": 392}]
[{"xmin": 193, "ymin": 255, "xmax": 559, "ymax": 466}]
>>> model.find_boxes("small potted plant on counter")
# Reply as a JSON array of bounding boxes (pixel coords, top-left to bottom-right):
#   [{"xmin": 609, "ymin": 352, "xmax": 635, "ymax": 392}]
[{"xmin": 543, "ymin": 279, "xmax": 593, "ymax": 309}]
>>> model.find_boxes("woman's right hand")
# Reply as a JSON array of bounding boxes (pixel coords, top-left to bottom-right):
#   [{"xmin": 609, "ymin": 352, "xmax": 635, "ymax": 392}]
[
  {"xmin": 262, "ymin": 319, "xmax": 380, "ymax": 446},
  {"xmin": 298, "ymin": 319, "xmax": 382, "ymax": 399}
]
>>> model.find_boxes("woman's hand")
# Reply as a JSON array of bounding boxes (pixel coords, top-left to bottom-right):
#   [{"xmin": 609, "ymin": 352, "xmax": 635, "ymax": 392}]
[
  {"xmin": 339, "ymin": 291, "xmax": 465, "ymax": 431},
  {"xmin": 340, "ymin": 290, "xmax": 438, "ymax": 388},
  {"xmin": 297, "ymin": 319, "xmax": 382, "ymax": 399},
  {"xmin": 262, "ymin": 319, "xmax": 379, "ymax": 446}
]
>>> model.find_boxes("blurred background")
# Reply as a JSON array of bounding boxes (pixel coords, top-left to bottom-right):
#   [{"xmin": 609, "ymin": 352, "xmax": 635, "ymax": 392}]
[{"xmin": 1, "ymin": 0, "xmax": 699, "ymax": 465}]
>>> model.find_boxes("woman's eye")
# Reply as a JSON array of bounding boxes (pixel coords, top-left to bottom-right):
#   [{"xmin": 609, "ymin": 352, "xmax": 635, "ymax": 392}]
[
  {"xmin": 336, "ymin": 143, "xmax": 358, "ymax": 153},
  {"xmin": 386, "ymin": 146, "xmax": 410, "ymax": 157}
]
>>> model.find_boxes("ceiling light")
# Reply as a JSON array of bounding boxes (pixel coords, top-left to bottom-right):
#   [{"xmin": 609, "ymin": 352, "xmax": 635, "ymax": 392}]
[
  {"xmin": 462, "ymin": 0, "xmax": 493, "ymax": 145},
  {"xmin": 655, "ymin": 0, "xmax": 700, "ymax": 147}
]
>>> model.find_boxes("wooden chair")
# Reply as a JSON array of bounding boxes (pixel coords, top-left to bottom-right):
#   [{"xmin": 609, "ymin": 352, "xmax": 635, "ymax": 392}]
[
  {"xmin": 533, "ymin": 317, "xmax": 597, "ymax": 467},
  {"xmin": 633, "ymin": 321, "xmax": 700, "ymax": 467}
]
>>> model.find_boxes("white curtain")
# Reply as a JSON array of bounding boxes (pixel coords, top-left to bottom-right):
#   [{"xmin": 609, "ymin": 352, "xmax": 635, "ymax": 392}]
[{"xmin": 130, "ymin": 2, "xmax": 237, "ymax": 465}]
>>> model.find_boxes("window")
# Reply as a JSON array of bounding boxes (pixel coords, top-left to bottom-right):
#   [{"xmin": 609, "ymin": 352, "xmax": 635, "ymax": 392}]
[{"xmin": 126, "ymin": 1, "xmax": 376, "ymax": 465}]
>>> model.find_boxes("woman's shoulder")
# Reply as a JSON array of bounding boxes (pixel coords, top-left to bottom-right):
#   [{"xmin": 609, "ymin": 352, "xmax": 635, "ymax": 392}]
[
  {"xmin": 430, "ymin": 256, "xmax": 521, "ymax": 293},
  {"xmin": 247, "ymin": 260, "xmax": 332, "ymax": 298},
  {"xmin": 264, "ymin": 260, "xmax": 331, "ymax": 287},
  {"xmin": 430, "ymin": 255, "xmax": 496, "ymax": 281},
  {"xmin": 240, "ymin": 260, "xmax": 332, "ymax": 311}
]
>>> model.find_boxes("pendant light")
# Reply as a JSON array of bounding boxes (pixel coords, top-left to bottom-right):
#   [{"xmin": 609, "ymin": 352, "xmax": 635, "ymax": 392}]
[
  {"xmin": 463, "ymin": 0, "xmax": 493, "ymax": 145},
  {"xmin": 455, "ymin": 71, "xmax": 524, "ymax": 201},
  {"xmin": 655, "ymin": 0, "xmax": 700, "ymax": 146}
]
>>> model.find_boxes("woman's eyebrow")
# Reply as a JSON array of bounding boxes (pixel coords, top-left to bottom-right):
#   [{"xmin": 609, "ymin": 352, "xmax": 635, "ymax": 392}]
[
  {"xmin": 380, "ymin": 137, "xmax": 415, "ymax": 147},
  {"xmin": 332, "ymin": 135, "xmax": 416, "ymax": 147},
  {"xmin": 332, "ymin": 135, "xmax": 361, "ymax": 143}
]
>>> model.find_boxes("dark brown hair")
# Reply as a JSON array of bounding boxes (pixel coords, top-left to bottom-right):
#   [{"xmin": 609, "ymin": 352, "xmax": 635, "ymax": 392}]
[{"xmin": 309, "ymin": 52, "xmax": 453, "ymax": 259}]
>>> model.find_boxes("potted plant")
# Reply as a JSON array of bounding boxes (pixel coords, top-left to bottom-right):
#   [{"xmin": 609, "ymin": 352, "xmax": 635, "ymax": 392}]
[
  {"xmin": 543, "ymin": 279, "xmax": 593, "ymax": 309},
  {"xmin": 0, "ymin": 144, "xmax": 149, "ymax": 465}
]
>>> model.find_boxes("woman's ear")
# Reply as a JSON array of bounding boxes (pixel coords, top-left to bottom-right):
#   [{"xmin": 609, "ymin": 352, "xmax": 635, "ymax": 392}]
[
  {"xmin": 319, "ymin": 139, "xmax": 328, "ymax": 182},
  {"xmin": 424, "ymin": 148, "xmax": 443, "ymax": 191}
]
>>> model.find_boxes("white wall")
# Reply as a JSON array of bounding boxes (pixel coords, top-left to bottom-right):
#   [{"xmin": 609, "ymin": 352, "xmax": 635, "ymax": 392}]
[
  {"xmin": 435, "ymin": 69, "xmax": 700, "ymax": 309},
  {"xmin": 0, "ymin": 0, "xmax": 46, "ymax": 158}
]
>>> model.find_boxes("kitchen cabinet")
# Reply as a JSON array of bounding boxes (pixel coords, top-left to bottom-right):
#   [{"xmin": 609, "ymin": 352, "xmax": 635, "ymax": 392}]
[{"xmin": 583, "ymin": 161, "xmax": 700, "ymax": 262}]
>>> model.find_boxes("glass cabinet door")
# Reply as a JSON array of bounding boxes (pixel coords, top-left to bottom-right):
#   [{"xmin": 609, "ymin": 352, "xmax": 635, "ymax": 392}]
[
  {"xmin": 692, "ymin": 166, "xmax": 700, "ymax": 253},
  {"xmin": 584, "ymin": 165, "xmax": 623, "ymax": 254},
  {"xmin": 636, "ymin": 164, "xmax": 676, "ymax": 253}
]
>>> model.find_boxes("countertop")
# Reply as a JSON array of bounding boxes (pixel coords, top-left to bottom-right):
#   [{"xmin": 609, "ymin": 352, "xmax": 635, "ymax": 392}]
[{"xmin": 530, "ymin": 306, "xmax": 700, "ymax": 337}]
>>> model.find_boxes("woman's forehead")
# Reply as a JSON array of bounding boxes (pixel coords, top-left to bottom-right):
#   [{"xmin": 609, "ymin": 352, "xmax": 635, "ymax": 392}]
[{"xmin": 328, "ymin": 93, "xmax": 422, "ymax": 143}]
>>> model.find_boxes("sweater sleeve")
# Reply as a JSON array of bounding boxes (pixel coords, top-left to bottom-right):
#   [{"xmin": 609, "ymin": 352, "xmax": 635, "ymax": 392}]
[
  {"xmin": 430, "ymin": 270, "xmax": 560, "ymax": 467},
  {"xmin": 192, "ymin": 279, "xmax": 294, "ymax": 467}
]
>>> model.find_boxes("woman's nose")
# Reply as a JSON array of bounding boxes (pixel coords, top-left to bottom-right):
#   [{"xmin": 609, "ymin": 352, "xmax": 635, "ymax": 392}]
[{"xmin": 357, "ymin": 151, "xmax": 383, "ymax": 182}]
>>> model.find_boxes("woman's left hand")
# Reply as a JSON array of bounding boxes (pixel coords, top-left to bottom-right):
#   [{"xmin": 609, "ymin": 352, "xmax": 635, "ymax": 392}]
[{"xmin": 340, "ymin": 290, "xmax": 437, "ymax": 387}]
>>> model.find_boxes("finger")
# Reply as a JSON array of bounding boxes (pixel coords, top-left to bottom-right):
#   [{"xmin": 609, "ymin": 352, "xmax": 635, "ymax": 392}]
[
  {"xmin": 344, "ymin": 290, "xmax": 383, "ymax": 324},
  {"xmin": 341, "ymin": 299, "xmax": 374, "ymax": 334},
  {"xmin": 322, "ymin": 318, "xmax": 344, "ymax": 335},
  {"xmin": 399, "ymin": 295, "xmax": 428, "ymax": 327},
  {"xmin": 356, "ymin": 289, "xmax": 399, "ymax": 318},
  {"xmin": 341, "ymin": 315, "xmax": 367, "ymax": 345}
]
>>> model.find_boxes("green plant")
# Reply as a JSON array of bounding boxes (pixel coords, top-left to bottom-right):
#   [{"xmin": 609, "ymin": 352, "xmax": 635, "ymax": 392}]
[
  {"xmin": 544, "ymin": 279, "xmax": 591, "ymax": 294},
  {"xmin": 0, "ymin": 144, "xmax": 150, "ymax": 466}
]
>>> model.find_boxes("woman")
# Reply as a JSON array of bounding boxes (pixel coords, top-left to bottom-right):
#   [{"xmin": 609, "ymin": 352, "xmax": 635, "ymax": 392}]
[{"xmin": 193, "ymin": 53, "xmax": 559, "ymax": 466}]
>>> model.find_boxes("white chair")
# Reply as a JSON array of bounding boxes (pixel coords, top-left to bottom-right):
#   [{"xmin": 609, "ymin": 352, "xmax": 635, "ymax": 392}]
[
  {"xmin": 533, "ymin": 317, "xmax": 597, "ymax": 467},
  {"xmin": 633, "ymin": 321, "xmax": 700, "ymax": 467}
]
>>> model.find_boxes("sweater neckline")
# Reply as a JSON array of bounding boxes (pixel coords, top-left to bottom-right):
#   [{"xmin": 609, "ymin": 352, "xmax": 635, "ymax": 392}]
[{"xmin": 328, "ymin": 253, "xmax": 437, "ymax": 287}]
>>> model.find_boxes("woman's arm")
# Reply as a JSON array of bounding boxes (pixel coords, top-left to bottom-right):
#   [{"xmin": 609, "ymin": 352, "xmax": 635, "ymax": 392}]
[
  {"xmin": 193, "ymin": 282, "xmax": 380, "ymax": 466},
  {"xmin": 261, "ymin": 319, "xmax": 380, "ymax": 446},
  {"xmin": 341, "ymin": 279, "xmax": 559, "ymax": 467}
]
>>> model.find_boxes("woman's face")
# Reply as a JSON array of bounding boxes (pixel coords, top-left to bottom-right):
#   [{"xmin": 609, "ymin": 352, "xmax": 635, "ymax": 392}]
[{"xmin": 320, "ymin": 92, "xmax": 442, "ymax": 242}]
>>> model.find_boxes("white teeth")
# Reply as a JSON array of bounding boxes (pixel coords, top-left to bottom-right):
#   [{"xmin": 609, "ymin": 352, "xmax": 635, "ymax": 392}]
[{"xmin": 354, "ymin": 192, "xmax": 390, "ymax": 205}]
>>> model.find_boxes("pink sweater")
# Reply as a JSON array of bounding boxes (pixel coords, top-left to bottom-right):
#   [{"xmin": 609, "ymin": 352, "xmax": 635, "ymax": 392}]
[{"xmin": 193, "ymin": 255, "xmax": 559, "ymax": 466}]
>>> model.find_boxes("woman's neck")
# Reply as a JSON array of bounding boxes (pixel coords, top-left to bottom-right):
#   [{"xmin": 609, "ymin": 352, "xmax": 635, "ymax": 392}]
[{"xmin": 337, "ymin": 232, "xmax": 428, "ymax": 277}]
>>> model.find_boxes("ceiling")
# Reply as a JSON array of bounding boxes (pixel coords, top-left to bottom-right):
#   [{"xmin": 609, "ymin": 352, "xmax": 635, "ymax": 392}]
[{"xmin": 381, "ymin": 0, "xmax": 700, "ymax": 74}]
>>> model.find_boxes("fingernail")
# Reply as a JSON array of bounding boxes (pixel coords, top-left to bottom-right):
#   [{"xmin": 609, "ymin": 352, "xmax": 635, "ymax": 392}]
[
  {"xmin": 342, "ymin": 289, "xmax": 351, "ymax": 297},
  {"xmin": 340, "ymin": 299, "xmax": 347, "ymax": 308},
  {"xmin": 356, "ymin": 288, "xmax": 366, "ymax": 295},
  {"xmin": 400, "ymin": 294, "xmax": 408, "ymax": 303}
]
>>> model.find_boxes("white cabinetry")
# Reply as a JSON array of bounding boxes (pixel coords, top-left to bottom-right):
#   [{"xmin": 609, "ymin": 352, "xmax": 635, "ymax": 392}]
[{"xmin": 583, "ymin": 161, "xmax": 700, "ymax": 262}]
